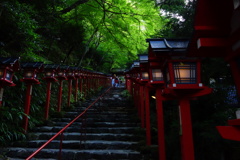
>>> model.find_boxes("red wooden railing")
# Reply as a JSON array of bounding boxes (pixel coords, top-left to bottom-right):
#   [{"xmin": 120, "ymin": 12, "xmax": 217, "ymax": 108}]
[{"xmin": 25, "ymin": 87, "xmax": 112, "ymax": 160}]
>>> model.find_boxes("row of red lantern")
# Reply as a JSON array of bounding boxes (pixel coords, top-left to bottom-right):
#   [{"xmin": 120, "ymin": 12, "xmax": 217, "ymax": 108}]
[
  {"xmin": 125, "ymin": 55, "xmax": 203, "ymax": 91},
  {"xmin": 0, "ymin": 58, "xmax": 108, "ymax": 87},
  {"xmin": 124, "ymin": 38, "xmax": 212, "ymax": 160},
  {"xmin": 0, "ymin": 57, "xmax": 111, "ymax": 134}
]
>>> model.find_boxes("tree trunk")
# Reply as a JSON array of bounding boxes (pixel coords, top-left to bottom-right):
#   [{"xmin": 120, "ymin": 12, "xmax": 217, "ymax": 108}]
[
  {"xmin": 76, "ymin": 27, "xmax": 99, "ymax": 67},
  {"xmin": 62, "ymin": 45, "xmax": 74, "ymax": 64}
]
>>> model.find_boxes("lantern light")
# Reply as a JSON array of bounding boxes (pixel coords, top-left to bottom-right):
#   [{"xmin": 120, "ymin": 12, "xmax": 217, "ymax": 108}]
[
  {"xmin": 43, "ymin": 64, "xmax": 59, "ymax": 79},
  {"xmin": 138, "ymin": 54, "xmax": 149, "ymax": 82},
  {"xmin": 173, "ymin": 62, "xmax": 197, "ymax": 84},
  {"xmin": 58, "ymin": 72, "xmax": 64, "ymax": 76},
  {"xmin": 45, "ymin": 71, "xmax": 53, "ymax": 77},
  {"xmin": 24, "ymin": 70, "xmax": 36, "ymax": 79},
  {"xmin": 66, "ymin": 67, "xmax": 76, "ymax": 79},
  {"xmin": 21, "ymin": 62, "xmax": 44, "ymax": 84},
  {"xmin": 165, "ymin": 59, "xmax": 205, "ymax": 89},
  {"xmin": 0, "ymin": 69, "xmax": 4, "ymax": 78},
  {"xmin": 152, "ymin": 69, "xmax": 163, "ymax": 81},
  {"xmin": 5, "ymin": 70, "xmax": 12, "ymax": 81},
  {"xmin": 56, "ymin": 65, "xmax": 69, "ymax": 80},
  {"xmin": 148, "ymin": 61, "xmax": 164, "ymax": 85},
  {"xmin": 141, "ymin": 72, "xmax": 149, "ymax": 80}
]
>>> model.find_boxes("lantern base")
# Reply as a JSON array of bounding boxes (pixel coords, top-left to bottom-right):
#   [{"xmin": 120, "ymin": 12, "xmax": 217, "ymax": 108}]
[
  {"xmin": 42, "ymin": 77, "xmax": 58, "ymax": 82},
  {"xmin": 216, "ymin": 126, "xmax": 240, "ymax": 141},
  {"xmin": 162, "ymin": 86, "xmax": 212, "ymax": 98},
  {"xmin": 21, "ymin": 79, "xmax": 41, "ymax": 84},
  {"xmin": 67, "ymin": 76, "xmax": 76, "ymax": 80},
  {"xmin": 0, "ymin": 80, "xmax": 16, "ymax": 87},
  {"xmin": 148, "ymin": 81, "xmax": 165, "ymax": 85},
  {"xmin": 56, "ymin": 76, "xmax": 68, "ymax": 80}
]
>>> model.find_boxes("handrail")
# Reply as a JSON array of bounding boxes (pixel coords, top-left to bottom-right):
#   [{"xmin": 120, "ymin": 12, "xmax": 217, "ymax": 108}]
[{"xmin": 26, "ymin": 87, "xmax": 112, "ymax": 160}]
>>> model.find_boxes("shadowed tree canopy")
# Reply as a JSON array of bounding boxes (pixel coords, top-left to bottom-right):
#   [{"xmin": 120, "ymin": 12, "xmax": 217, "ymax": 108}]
[{"xmin": 0, "ymin": 0, "xmax": 163, "ymax": 72}]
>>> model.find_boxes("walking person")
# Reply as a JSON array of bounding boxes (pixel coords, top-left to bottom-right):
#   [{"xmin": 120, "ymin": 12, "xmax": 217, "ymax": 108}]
[
  {"xmin": 115, "ymin": 78, "xmax": 119, "ymax": 88},
  {"xmin": 112, "ymin": 77, "xmax": 115, "ymax": 87}
]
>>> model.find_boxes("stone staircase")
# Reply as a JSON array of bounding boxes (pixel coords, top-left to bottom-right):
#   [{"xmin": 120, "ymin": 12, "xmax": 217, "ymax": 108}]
[{"xmin": 0, "ymin": 88, "xmax": 145, "ymax": 160}]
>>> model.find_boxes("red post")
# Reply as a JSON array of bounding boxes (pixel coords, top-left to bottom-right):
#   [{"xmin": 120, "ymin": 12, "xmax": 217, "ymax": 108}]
[
  {"xmin": 140, "ymin": 85, "xmax": 145, "ymax": 128},
  {"xmin": 44, "ymin": 81, "xmax": 52, "ymax": 120},
  {"xmin": 74, "ymin": 78, "xmax": 79, "ymax": 102},
  {"xmin": 23, "ymin": 84, "xmax": 33, "ymax": 133},
  {"xmin": 67, "ymin": 79, "xmax": 72, "ymax": 107},
  {"xmin": 79, "ymin": 78, "xmax": 82, "ymax": 95},
  {"xmin": 0, "ymin": 88, "xmax": 4, "ymax": 107},
  {"xmin": 179, "ymin": 98, "xmax": 195, "ymax": 160},
  {"xmin": 156, "ymin": 88, "xmax": 166, "ymax": 160},
  {"xmin": 57, "ymin": 80, "xmax": 63, "ymax": 112},
  {"xmin": 145, "ymin": 86, "xmax": 151, "ymax": 145},
  {"xmin": 128, "ymin": 79, "xmax": 133, "ymax": 95}
]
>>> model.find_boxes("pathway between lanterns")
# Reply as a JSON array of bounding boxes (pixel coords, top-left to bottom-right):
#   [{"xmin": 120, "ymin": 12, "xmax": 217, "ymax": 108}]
[{"xmin": 0, "ymin": 85, "xmax": 153, "ymax": 160}]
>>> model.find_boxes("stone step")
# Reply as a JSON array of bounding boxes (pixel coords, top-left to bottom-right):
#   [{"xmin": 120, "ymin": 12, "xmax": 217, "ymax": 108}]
[
  {"xmin": 64, "ymin": 111, "xmax": 132, "ymax": 116},
  {"xmin": 13, "ymin": 140, "xmax": 138, "ymax": 150},
  {"xmin": 3, "ymin": 148, "xmax": 143, "ymax": 160},
  {"xmin": 28, "ymin": 133, "xmax": 139, "ymax": 141},
  {"xmin": 32, "ymin": 126, "xmax": 137, "ymax": 133},
  {"xmin": 62, "ymin": 113, "xmax": 134, "ymax": 119},
  {"xmin": 49, "ymin": 121, "xmax": 138, "ymax": 127},
  {"xmin": 51, "ymin": 117, "xmax": 137, "ymax": 123},
  {"xmin": 0, "ymin": 88, "xmax": 145, "ymax": 160}
]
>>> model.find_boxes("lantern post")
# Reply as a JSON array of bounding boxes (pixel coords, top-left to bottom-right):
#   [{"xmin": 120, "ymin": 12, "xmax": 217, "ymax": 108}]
[
  {"xmin": 146, "ymin": 38, "xmax": 171, "ymax": 160},
  {"xmin": 131, "ymin": 61, "xmax": 141, "ymax": 119},
  {"xmin": 42, "ymin": 64, "xmax": 59, "ymax": 120},
  {"xmin": 148, "ymin": 59, "xmax": 166, "ymax": 159},
  {"xmin": 138, "ymin": 54, "xmax": 150, "ymax": 133},
  {"xmin": 79, "ymin": 69, "xmax": 83, "ymax": 97},
  {"xmin": 0, "ymin": 57, "xmax": 20, "ymax": 107},
  {"xmin": 21, "ymin": 62, "xmax": 44, "ymax": 133},
  {"xmin": 81, "ymin": 69, "xmax": 87, "ymax": 97},
  {"xmin": 124, "ymin": 71, "xmax": 132, "ymax": 95},
  {"xmin": 162, "ymin": 59, "xmax": 212, "ymax": 160},
  {"xmin": 146, "ymin": 38, "xmax": 212, "ymax": 160},
  {"xmin": 73, "ymin": 67, "xmax": 80, "ymax": 102},
  {"xmin": 67, "ymin": 67, "xmax": 75, "ymax": 107},
  {"xmin": 56, "ymin": 65, "xmax": 68, "ymax": 112}
]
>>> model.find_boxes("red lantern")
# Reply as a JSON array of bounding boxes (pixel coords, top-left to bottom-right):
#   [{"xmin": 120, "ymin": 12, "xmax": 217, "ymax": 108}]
[
  {"xmin": 21, "ymin": 62, "xmax": 44, "ymax": 84},
  {"xmin": 43, "ymin": 64, "xmax": 59, "ymax": 82},
  {"xmin": 138, "ymin": 54, "xmax": 149, "ymax": 83},
  {"xmin": 0, "ymin": 57, "xmax": 20, "ymax": 87}
]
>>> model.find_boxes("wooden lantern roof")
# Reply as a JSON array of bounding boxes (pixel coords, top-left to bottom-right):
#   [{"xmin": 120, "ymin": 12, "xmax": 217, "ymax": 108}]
[
  {"xmin": 0, "ymin": 57, "xmax": 20, "ymax": 71},
  {"xmin": 21, "ymin": 62, "xmax": 44, "ymax": 72},
  {"xmin": 146, "ymin": 38, "xmax": 189, "ymax": 58},
  {"xmin": 44, "ymin": 64, "xmax": 59, "ymax": 71}
]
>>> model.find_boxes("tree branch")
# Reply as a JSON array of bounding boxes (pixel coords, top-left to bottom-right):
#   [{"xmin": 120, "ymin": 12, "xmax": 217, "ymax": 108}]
[{"xmin": 60, "ymin": 0, "xmax": 91, "ymax": 14}]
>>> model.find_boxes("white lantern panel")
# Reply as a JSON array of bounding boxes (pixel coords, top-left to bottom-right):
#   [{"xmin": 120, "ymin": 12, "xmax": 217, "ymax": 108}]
[
  {"xmin": 173, "ymin": 62, "xmax": 196, "ymax": 84},
  {"xmin": 25, "ymin": 71, "xmax": 34, "ymax": 78},
  {"xmin": 5, "ymin": 71, "xmax": 12, "ymax": 81},
  {"xmin": 142, "ymin": 72, "xmax": 149, "ymax": 79},
  {"xmin": 152, "ymin": 69, "xmax": 163, "ymax": 81}
]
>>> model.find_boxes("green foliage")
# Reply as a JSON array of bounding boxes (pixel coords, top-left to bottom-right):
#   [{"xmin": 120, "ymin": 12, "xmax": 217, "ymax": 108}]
[
  {"xmin": 158, "ymin": 0, "xmax": 197, "ymax": 38},
  {"xmin": 0, "ymin": 106, "xmax": 26, "ymax": 146}
]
